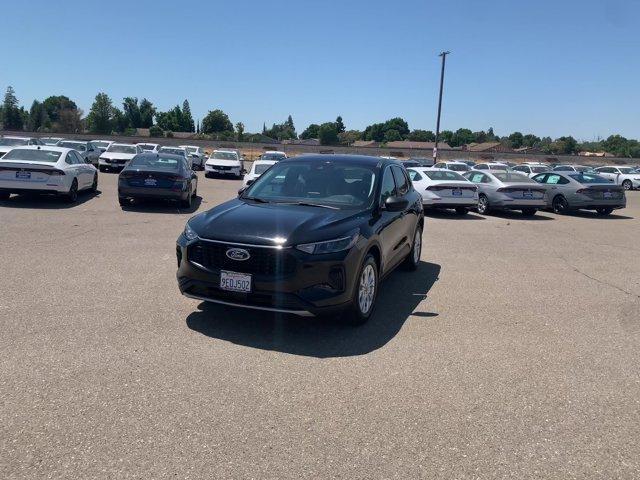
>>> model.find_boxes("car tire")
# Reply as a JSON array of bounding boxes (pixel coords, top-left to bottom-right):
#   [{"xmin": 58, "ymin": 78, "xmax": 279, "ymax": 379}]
[
  {"xmin": 66, "ymin": 179, "xmax": 78, "ymax": 203},
  {"xmin": 455, "ymin": 207, "xmax": 468, "ymax": 215},
  {"xmin": 205, "ymin": 173, "xmax": 211, "ymax": 179},
  {"xmin": 90, "ymin": 174, "xmax": 98, "ymax": 193},
  {"xmin": 622, "ymin": 180, "xmax": 632, "ymax": 191},
  {"xmin": 402, "ymin": 224, "xmax": 422, "ymax": 271},
  {"xmin": 596, "ymin": 207, "xmax": 613, "ymax": 216},
  {"xmin": 99, "ymin": 166, "xmax": 106, "ymax": 173},
  {"xmin": 344, "ymin": 254, "xmax": 379, "ymax": 326},
  {"xmin": 552, "ymin": 195, "xmax": 569, "ymax": 214},
  {"xmin": 521, "ymin": 208, "xmax": 537, "ymax": 217},
  {"xmin": 477, "ymin": 194, "xmax": 490, "ymax": 214}
]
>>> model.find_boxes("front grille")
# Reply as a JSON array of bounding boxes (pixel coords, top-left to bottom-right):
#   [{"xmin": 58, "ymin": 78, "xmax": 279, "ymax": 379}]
[
  {"xmin": 186, "ymin": 283, "xmax": 305, "ymax": 310},
  {"xmin": 212, "ymin": 165, "xmax": 232, "ymax": 171},
  {"xmin": 188, "ymin": 242, "xmax": 297, "ymax": 275}
]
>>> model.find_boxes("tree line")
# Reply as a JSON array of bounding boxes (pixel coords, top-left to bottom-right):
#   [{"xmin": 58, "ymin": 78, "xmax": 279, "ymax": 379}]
[{"xmin": 1, "ymin": 86, "xmax": 639, "ymax": 158}]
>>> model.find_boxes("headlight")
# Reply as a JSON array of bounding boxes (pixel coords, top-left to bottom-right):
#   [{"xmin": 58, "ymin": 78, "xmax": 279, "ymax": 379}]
[
  {"xmin": 183, "ymin": 222, "xmax": 199, "ymax": 241},
  {"xmin": 296, "ymin": 231, "xmax": 359, "ymax": 255}
]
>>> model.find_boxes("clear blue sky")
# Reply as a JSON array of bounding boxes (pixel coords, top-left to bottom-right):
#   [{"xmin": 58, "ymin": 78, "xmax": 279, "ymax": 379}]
[{"xmin": 1, "ymin": 0, "xmax": 638, "ymax": 140}]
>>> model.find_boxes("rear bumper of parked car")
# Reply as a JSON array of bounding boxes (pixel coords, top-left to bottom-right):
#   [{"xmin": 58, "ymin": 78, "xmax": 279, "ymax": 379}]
[
  {"xmin": 423, "ymin": 197, "xmax": 477, "ymax": 208},
  {"xmin": 176, "ymin": 236, "xmax": 365, "ymax": 316},
  {"xmin": 119, "ymin": 186, "xmax": 188, "ymax": 201},
  {"xmin": 0, "ymin": 179, "xmax": 68, "ymax": 194},
  {"xmin": 491, "ymin": 197, "xmax": 547, "ymax": 210}
]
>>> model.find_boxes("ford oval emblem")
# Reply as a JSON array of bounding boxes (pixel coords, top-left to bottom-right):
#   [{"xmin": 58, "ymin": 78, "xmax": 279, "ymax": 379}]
[{"xmin": 226, "ymin": 248, "xmax": 250, "ymax": 261}]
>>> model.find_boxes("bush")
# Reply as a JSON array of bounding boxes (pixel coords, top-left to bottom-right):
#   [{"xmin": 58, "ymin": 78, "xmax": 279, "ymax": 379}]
[
  {"xmin": 123, "ymin": 128, "xmax": 137, "ymax": 136},
  {"xmin": 165, "ymin": 131, "xmax": 174, "ymax": 138},
  {"xmin": 149, "ymin": 125, "xmax": 163, "ymax": 137}
]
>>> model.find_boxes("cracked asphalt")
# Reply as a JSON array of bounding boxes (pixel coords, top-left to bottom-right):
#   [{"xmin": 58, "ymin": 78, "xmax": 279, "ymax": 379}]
[{"xmin": 1, "ymin": 172, "xmax": 639, "ymax": 479}]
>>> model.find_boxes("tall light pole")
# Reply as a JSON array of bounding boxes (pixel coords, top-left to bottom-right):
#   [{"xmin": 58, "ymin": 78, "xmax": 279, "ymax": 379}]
[{"xmin": 433, "ymin": 51, "xmax": 450, "ymax": 162}]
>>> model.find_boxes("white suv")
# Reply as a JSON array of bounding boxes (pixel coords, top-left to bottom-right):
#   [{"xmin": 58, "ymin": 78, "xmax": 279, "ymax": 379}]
[
  {"xmin": 205, "ymin": 150, "xmax": 244, "ymax": 179},
  {"xmin": 180, "ymin": 145, "xmax": 207, "ymax": 170}
]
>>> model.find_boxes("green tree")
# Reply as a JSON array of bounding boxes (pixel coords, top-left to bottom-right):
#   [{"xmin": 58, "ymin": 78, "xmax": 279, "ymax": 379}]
[
  {"xmin": 182, "ymin": 100, "xmax": 195, "ymax": 132},
  {"xmin": 28, "ymin": 100, "xmax": 49, "ymax": 132},
  {"xmin": 407, "ymin": 129, "xmax": 435, "ymax": 142},
  {"xmin": 139, "ymin": 98, "xmax": 156, "ymax": 128},
  {"xmin": 335, "ymin": 115, "xmax": 346, "ymax": 134},
  {"xmin": 439, "ymin": 130, "xmax": 454, "ymax": 144},
  {"xmin": 383, "ymin": 129, "xmax": 402, "ymax": 142},
  {"xmin": 2, "ymin": 86, "xmax": 24, "ymax": 130},
  {"xmin": 236, "ymin": 122, "xmax": 245, "ymax": 141},
  {"xmin": 363, "ymin": 118, "xmax": 409, "ymax": 142},
  {"xmin": 507, "ymin": 131, "xmax": 524, "ymax": 149},
  {"xmin": 449, "ymin": 128, "xmax": 475, "ymax": 147},
  {"xmin": 318, "ymin": 122, "xmax": 339, "ymax": 145},
  {"xmin": 42, "ymin": 95, "xmax": 77, "ymax": 124},
  {"xmin": 338, "ymin": 130, "xmax": 362, "ymax": 145},
  {"xmin": 300, "ymin": 124, "xmax": 320, "ymax": 139},
  {"xmin": 522, "ymin": 134, "xmax": 541, "ymax": 148},
  {"xmin": 362, "ymin": 122, "xmax": 385, "ymax": 142},
  {"xmin": 201, "ymin": 109, "xmax": 233, "ymax": 134},
  {"xmin": 149, "ymin": 125, "xmax": 163, "ymax": 137},
  {"xmin": 86, "ymin": 92, "xmax": 114, "ymax": 134},
  {"xmin": 112, "ymin": 107, "xmax": 129, "ymax": 133},
  {"xmin": 123, "ymin": 97, "xmax": 141, "ymax": 129},
  {"xmin": 286, "ymin": 115, "xmax": 295, "ymax": 133}
]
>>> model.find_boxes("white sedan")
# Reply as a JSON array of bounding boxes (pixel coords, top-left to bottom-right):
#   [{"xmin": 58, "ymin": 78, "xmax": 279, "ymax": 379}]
[
  {"xmin": 595, "ymin": 166, "xmax": 640, "ymax": 190},
  {"xmin": 0, "ymin": 146, "xmax": 98, "ymax": 202},
  {"xmin": 99, "ymin": 143, "xmax": 141, "ymax": 172},
  {"xmin": 407, "ymin": 167, "xmax": 478, "ymax": 215},
  {"xmin": 205, "ymin": 150, "xmax": 244, "ymax": 179},
  {"xmin": 242, "ymin": 159, "xmax": 277, "ymax": 187}
]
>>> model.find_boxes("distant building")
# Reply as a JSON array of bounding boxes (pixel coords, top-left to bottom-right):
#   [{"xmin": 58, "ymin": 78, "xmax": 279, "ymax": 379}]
[
  {"xmin": 352, "ymin": 140, "xmax": 381, "ymax": 148},
  {"xmin": 514, "ymin": 146, "xmax": 544, "ymax": 154},
  {"xmin": 463, "ymin": 142, "xmax": 512, "ymax": 153},
  {"xmin": 385, "ymin": 140, "xmax": 451, "ymax": 150},
  {"xmin": 282, "ymin": 138, "xmax": 320, "ymax": 146}
]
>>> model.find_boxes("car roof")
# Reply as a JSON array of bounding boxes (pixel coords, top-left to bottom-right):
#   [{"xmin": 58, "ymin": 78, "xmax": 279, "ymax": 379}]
[
  {"xmin": 133, "ymin": 152, "xmax": 185, "ymax": 160},
  {"xmin": 9, "ymin": 145, "xmax": 71, "ymax": 153},
  {"xmin": 264, "ymin": 150, "xmax": 286, "ymax": 154},
  {"xmin": 279, "ymin": 154, "xmax": 387, "ymax": 167},
  {"xmin": 213, "ymin": 149, "xmax": 238, "ymax": 153},
  {"xmin": 179, "ymin": 145, "xmax": 199, "ymax": 148},
  {"xmin": 110, "ymin": 143, "xmax": 137, "ymax": 147}
]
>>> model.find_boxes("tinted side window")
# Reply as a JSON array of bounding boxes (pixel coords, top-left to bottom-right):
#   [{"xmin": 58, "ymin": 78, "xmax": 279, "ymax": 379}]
[
  {"xmin": 408, "ymin": 170, "xmax": 422, "ymax": 181},
  {"xmin": 391, "ymin": 165, "xmax": 409, "ymax": 195},
  {"xmin": 475, "ymin": 164, "xmax": 488, "ymax": 170},
  {"xmin": 532, "ymin": 173, "xmax": 547, "ymax": 183},
  {"xmin": 380, "ymin": 167, "xmax": 397, "ymax": 203}
]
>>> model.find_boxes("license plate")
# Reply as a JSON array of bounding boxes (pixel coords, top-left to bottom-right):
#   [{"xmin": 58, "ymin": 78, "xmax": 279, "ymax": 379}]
[
  {"xmin": 16, "ymin": 171, "xmax": 31, "ymax": 179},
  {"xmin": 220, "ymin": 270, "xmax": 251, "ymax": 293},
  {"xmin": 144, "ymin": 178, "xmax": 157, "ymax": 186},
  {"xmin": 603, "ymin": 191, "xmax": 612, "ymax": 199},
  {"xmin": 523, "ymin": 191, "xmax": 533, "ymax": 198},
  {"xmin": 452, "ymin": 189, "xmax": 462, "ymax": 196}
]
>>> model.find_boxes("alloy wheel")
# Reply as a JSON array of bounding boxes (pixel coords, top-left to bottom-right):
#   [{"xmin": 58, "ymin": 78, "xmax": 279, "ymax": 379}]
[{"xmin": 358, "ymin": 264, "xmax": 376, "ymax": 315}]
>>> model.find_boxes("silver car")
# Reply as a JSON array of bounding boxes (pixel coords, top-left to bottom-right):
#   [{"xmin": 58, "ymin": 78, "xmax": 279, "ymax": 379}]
[
  {"xmin": 464, "ymin": 170, "xmax": 547, "ymax": 216},
  {"xmin": 56, "ymin": 140, "xmax": 101, "ymax": 167},
  {"xmin": 179, "ymin": 145, "xmax": 207, "ymax": 170},
  {"xmin": 532, "ymin": 172, "xmax": 626, "ymax": 215}
]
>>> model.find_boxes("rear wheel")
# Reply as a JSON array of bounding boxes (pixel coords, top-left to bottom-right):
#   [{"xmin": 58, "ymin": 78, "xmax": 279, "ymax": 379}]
[
  {"xmin": 66, "ymin": 179, "xmax": 78, "ymax": 203},
  {"xmin": 596, "ymin": 207, "xmax": 613, "ymax": 215},
  {"xmin": 402, "ymin": 224, "xmax": 422, "ymax": 271},
  {"xmin": 552, "ymin": 195, "xmax": 569, "ymax": 214},
  {"xmin": 455, "ymin": 207, "xmax": 468, "ymax": 215},
  {"xmin": 181, "ymin": 187, "xmax": 193, "ymax": 208},
  {"xmin": 622, "ymin": 180, "xmax": 632, "ymax": 191},
  {"xmin": 477, "ymin": 194, "xmax": 490, "ymax": 214},
  {"xmin": 521, "ymin": 208, "xmax": 537, "ymax": 217},
  {"xmin": 344, "ymin": 254, "xmax": 378, "ymax": 326}
]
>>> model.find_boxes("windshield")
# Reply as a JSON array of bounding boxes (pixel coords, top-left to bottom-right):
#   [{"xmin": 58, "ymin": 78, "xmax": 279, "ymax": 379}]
[
  {"xmin": 574, "ymin": 166, "xmax": 594, "ymax": 172},
  {"xmin": 58, "ymin": 141, "xmax": 86, "ymax": 151},
  {"xmin": 40, "ymin": 138, "xmax": 61, "ymax": 145},
  {"xmin": 531, "ymin": 166, "xmax": 548, "ymax": 173},
  {"xmin": 254, "ymin": 163, "xmax": 273, "ymax": 175},
  {"xmin": 489, "ymin": 164, "xmax": 508, "ymax": 170},
  {"xmin": 262, "ymin": 153, "xmax": 285, "ymax": 160},
  {"xmin": 107, "ymin": 145, "xmax": 136, "ymax": 154},
  {"xmin": 212, "ymin": 152, "xmax": 238, "ymax": 160},
  {"xmin": 244, "ymin": 161, "xmax": 377, "ymax": 208},
  {"xmin": 493, "ymin": 172, "xmax": 535, "ymax": 183},
  {"xmin": 619, "ymin": 167, "xmax": 634, "ymax": 174},
  {"xmin": 2, "ymin": 149, "xmax": 62, "ymax": 162},
  {"xmin": 447, "ymin": 164, "xmax": 468, "ymax": 172},
  {"xmin": 159, "ymin": 148, "xmax": 185, "ymax": 156},
  {"xmin": 425, "ymin": 170, "xmax": 466, "ymax": 181},
  {"xmin": 130, "ymin": 155, "xmax": 181, "ymax": 169},
  {"xmin": 0, "ymin": 138, "xmax": 29, "ymax": 146},
  {"xmin": 184, "ymin": 147, "xmax": 197, "ymax": 154},
  {"xmin": 92, "ymin": 141, "xmax": 110, "ymax": 148},
  {"xmin": 569, "ymin": 173, "xmax": 610, "ymax": 184},
  {"xmin": 138, "ymin": 144, "xmax": 156, "ymax": 150}
]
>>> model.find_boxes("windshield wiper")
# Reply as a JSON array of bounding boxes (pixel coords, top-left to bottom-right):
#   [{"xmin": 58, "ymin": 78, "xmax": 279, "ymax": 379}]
[
  {"xmin": 243, "ymin": 196, "xmax": 270, "ymax": 203},
  {"xmin": 283, "ymin": 201, "xmax": 340, "ymax": 210}
]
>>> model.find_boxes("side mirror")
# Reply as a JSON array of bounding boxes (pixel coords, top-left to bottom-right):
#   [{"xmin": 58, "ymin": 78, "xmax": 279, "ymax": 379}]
[
  {"xmin": 245, "ymin": 179, "xmax": 254, "ymax": 186},
  {"xmin": 384, "ymin": 196, "xmax": 409, "ymax": 212},
  {"xmin": 237, "ymin": 187, "xmax": 247, "ymax": 196}
]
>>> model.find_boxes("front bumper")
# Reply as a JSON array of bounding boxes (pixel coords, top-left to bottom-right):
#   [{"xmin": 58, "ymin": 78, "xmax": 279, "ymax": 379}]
[
  {"xmin": 176, "ymin": 236, "xmax": 365, "ymax": 316},
  {"xmin": 99, "ymin": 159, "xmax": 128, "ymax": 168},
  {"xmin": 205, "ymin": 164, "xmax": 241, "ymax": 176}
]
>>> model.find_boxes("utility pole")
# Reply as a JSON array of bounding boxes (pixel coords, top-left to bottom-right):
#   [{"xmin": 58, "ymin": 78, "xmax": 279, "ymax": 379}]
[{"xmin": 433, "ymin": 51, "xmax": 450, "ymax": 162}]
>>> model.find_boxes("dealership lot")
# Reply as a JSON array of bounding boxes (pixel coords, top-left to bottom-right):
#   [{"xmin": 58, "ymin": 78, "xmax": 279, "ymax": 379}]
[{"xmin": 1, "ymin": 172, "xmax": 639, "ymax": 478}]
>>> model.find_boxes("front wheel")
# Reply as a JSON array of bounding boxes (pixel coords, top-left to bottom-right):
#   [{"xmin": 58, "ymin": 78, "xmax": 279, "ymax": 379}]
[
  {"xmin": 477, "ymin": 194, "xmax": 490, "ymax": 214},
  {"xmin": 552, "ymin": 195, "xmax": 569, "ymax": 214},
  {"xmin": 622, "ymin": 180, "xmax": 632, "ymax": 191},
  {"xmin": 344, "ymin": 254, "xmax": 378, "ymax": 326},
  {"xmin": 596, "ymin": 207, "xmax": 613, "ymax": 216}
]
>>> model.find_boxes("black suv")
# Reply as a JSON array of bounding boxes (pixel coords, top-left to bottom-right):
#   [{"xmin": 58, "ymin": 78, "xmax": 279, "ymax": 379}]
[{"xmin": 176, "ymin": 155, "xmax": 424, "ymax": 324}]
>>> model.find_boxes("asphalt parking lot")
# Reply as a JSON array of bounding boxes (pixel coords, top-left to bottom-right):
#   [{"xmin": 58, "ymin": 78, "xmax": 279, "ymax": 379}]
[{"xmin": 1, "ymin": 171, "xmax": 639, "ymax": 479}]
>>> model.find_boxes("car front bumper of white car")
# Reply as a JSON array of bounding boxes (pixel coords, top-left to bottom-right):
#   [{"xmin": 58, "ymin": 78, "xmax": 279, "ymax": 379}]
[{"xmin": 205, "ymin": 164, "xmax": 241, "ymax": 176}]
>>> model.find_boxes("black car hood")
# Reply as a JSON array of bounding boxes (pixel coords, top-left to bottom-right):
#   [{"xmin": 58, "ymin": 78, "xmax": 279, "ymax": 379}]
[{"xmin": 189, "ymin": 198, "xmax": 368, "ymax": 246}]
